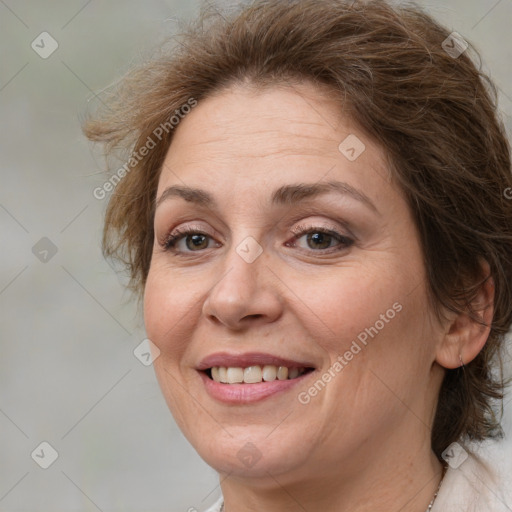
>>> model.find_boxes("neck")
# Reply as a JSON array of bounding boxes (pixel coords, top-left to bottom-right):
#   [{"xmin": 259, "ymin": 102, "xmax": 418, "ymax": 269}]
[{"xmin": 220, "ymin": 441, "xmax": 444, "ymax": 512}]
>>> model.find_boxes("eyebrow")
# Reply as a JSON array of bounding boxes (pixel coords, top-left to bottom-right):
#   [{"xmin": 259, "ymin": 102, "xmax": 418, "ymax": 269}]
[{"xmin": 155, "ymin": 180, "xmax": 379, "ymax": 214}]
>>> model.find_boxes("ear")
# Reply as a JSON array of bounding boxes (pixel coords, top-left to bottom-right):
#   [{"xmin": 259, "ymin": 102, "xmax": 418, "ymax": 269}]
[{"xmin": 435, "ymin": 261, "xmax": 494, "ymax": 370}]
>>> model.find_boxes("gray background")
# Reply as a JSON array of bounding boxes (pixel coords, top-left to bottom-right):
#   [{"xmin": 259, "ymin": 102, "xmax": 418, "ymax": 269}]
[{"xmin": 1, "ymin": 1, "xmax": 511, "ymax": 511}]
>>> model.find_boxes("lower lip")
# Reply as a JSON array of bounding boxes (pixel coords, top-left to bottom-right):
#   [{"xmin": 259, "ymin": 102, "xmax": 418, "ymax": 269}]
[{"xmin": 198, "ymin": 371, "xmax": 313, "ymax": 404}]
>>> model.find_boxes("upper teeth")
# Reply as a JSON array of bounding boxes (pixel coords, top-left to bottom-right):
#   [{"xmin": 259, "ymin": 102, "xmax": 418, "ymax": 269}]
[{"xmin": 210, "ymin": 365, "xmax": 308, "ymax": 384}]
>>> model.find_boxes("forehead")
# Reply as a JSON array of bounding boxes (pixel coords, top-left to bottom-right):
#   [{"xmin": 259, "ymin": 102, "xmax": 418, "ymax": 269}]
[
  {"xmin": 158, "ymin": 83, "xmax": 392, "ymax": 204},
  {"xmin": 168, "ymin": 83, "xmax": 353, "ymax": 155}
]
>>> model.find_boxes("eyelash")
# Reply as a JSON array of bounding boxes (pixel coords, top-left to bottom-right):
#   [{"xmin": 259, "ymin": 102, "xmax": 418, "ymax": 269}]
[
  {"xmin": 288, "ymin": 224, "xmax": 354, "ymax": 252},
  {"xmin": 162, "ymin": 224, "xmax": 354, "ymax": 254},
  {"xmin": 162, "ymin": 226, "xmax": 216, "ymax": 252}
]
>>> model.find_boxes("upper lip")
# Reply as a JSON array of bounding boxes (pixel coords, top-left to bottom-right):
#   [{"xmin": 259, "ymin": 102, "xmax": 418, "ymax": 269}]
[{"xmin": 196, "ymin": 352, "xmax": 316, "ymax": 371}]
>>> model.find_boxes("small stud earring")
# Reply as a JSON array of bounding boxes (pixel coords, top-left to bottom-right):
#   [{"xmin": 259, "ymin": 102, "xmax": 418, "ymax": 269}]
[{"xmin": 459, "ymin": 354, "xmax": 465, "ymax": 368}]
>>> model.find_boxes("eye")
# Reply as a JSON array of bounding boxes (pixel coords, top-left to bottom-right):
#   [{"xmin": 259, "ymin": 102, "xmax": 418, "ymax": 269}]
[
  {"xmin": 162, "ymin": 227, "xmax": 220, "ymax": 253},
  {"xmin": 287, "ymin": 224, "xmax": 354, "ymax": 253},
  {"xmin": 161, "ymin": 224, "xmax": 354, "ymax": 255}
]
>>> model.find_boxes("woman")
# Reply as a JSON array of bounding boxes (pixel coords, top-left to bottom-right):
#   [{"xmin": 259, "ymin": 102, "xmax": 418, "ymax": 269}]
[{"xmin": 84, "ymin": 0, "xmax": 512, "ymax": 510}]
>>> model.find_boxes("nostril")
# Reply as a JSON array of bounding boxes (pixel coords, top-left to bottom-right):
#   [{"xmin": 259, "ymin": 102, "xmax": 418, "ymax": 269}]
[{"xmin": 241, "ymin": 314, "xmax": 264, "ymax": 321}]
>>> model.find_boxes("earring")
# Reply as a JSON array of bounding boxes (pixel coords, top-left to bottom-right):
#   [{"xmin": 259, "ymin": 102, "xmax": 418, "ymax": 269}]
[{"xmin": 459, "ymin": 354, "xmax": 465, "ymax": 368}]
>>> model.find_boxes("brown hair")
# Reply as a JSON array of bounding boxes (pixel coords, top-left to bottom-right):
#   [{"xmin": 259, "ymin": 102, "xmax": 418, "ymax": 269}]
[{"xmin": 84, "ymin": 0, "xmax": 512, "ymax": 459}]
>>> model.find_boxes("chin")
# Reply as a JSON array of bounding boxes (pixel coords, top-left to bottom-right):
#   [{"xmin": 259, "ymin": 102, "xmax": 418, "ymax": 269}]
[{"xmin": 189, "ymin": 424, "xmax": 317, "ymax": 481}]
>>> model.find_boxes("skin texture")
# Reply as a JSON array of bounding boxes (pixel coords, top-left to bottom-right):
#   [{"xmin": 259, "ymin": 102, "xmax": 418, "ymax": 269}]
[{"xmin": 143, "ymin": 82, "xmax": 493, "ymax": 512}]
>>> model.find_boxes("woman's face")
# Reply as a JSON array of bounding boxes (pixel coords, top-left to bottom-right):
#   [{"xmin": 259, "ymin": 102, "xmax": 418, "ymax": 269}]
[{"xmin": 144, "ymin": 83, "xmax": 443, "ymax": 484}]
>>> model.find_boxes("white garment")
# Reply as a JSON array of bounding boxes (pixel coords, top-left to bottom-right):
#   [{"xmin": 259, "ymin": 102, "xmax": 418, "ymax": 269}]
[
  {"xmin": 432, "ymin": 440, "xmax": 511, "ymax": 512},
  {"xmin": 204, "ymin": 496, "xmax": 223, "ymax": 512},
  {"xmin": 203, "ymin": 440, "xmax": 511, "ymax": 512}
]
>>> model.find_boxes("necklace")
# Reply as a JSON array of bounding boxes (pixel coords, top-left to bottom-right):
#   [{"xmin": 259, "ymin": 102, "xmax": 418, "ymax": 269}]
[
  {"xmin": 425, "ymin": 464, "xmax": 447, "ymax": 512},
  {"xmin": 219, "ymin": 465, "xmax": 447, "ymax": 512}
]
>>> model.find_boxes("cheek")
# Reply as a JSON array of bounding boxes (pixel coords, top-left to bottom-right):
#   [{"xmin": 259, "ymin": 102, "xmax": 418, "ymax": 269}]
[
  {"xmin": 302, "ymin": 280, "xmax": 433, "ymax": 439},
  {"xmin": 143, "ymin": 267, "xmax": 200, "ymax": 426},
  {"xmin": 143, "ymin": 265, "xmax": 198, "ymax": 359},
  {"xmin": 294, "ymin": 268, "xmax": 399, "ymax": 346},
  {"xmin": 144, "ymin": 271, "xmax": 169, "ymax": 343},
  {"xmin": 298, "ymin": 260, "xmax": 432, "ymax": 372}
]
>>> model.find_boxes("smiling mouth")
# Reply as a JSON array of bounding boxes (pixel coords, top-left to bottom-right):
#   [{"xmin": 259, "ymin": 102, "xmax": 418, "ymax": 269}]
[{"xmin": 205, "ymin": 365, "xmax": 315, "ymax": 384}]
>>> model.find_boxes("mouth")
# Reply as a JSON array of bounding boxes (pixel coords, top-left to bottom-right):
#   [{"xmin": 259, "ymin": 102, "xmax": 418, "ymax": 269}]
[
  {"xmin": 196, "ymin": 352, "xmax": 317, "ymax": 403},
  {"xmin": 204, "ymin": 365, "xmax": 315, "ymax": 384}
]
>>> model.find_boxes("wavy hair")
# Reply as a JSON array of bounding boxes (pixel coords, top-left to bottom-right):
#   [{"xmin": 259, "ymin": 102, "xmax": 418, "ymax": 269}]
[{"xmin": 84, "ymin": 0, "xmax": 512, "ymax": 458}]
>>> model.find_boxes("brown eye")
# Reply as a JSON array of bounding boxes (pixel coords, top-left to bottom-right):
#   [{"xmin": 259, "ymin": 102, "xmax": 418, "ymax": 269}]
[
  {"xmin": 185, "ymin": 234, "xmax": 210, "ymax": 251},
  {"xmin": 305, "ymin": 232, "xmax": 334, "ymax": 250},
  {"xmin": 289, "ymin": 227, "xmax": 354, "ymax": 253},
  {"xmin": 163, "ymin": 228, "xmax": 218, "ymax": 252}
]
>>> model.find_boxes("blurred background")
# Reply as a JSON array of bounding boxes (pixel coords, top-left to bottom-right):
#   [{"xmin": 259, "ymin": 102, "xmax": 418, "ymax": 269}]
[{"xmin": 1, "ymin": 1, "xmax": 511, "ymax": 511}]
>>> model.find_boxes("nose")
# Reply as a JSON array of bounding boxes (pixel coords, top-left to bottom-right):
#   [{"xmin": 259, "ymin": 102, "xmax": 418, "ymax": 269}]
[{"xmin": 202, "ymin": 242, "xmax": 283, "ymax": 330}]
